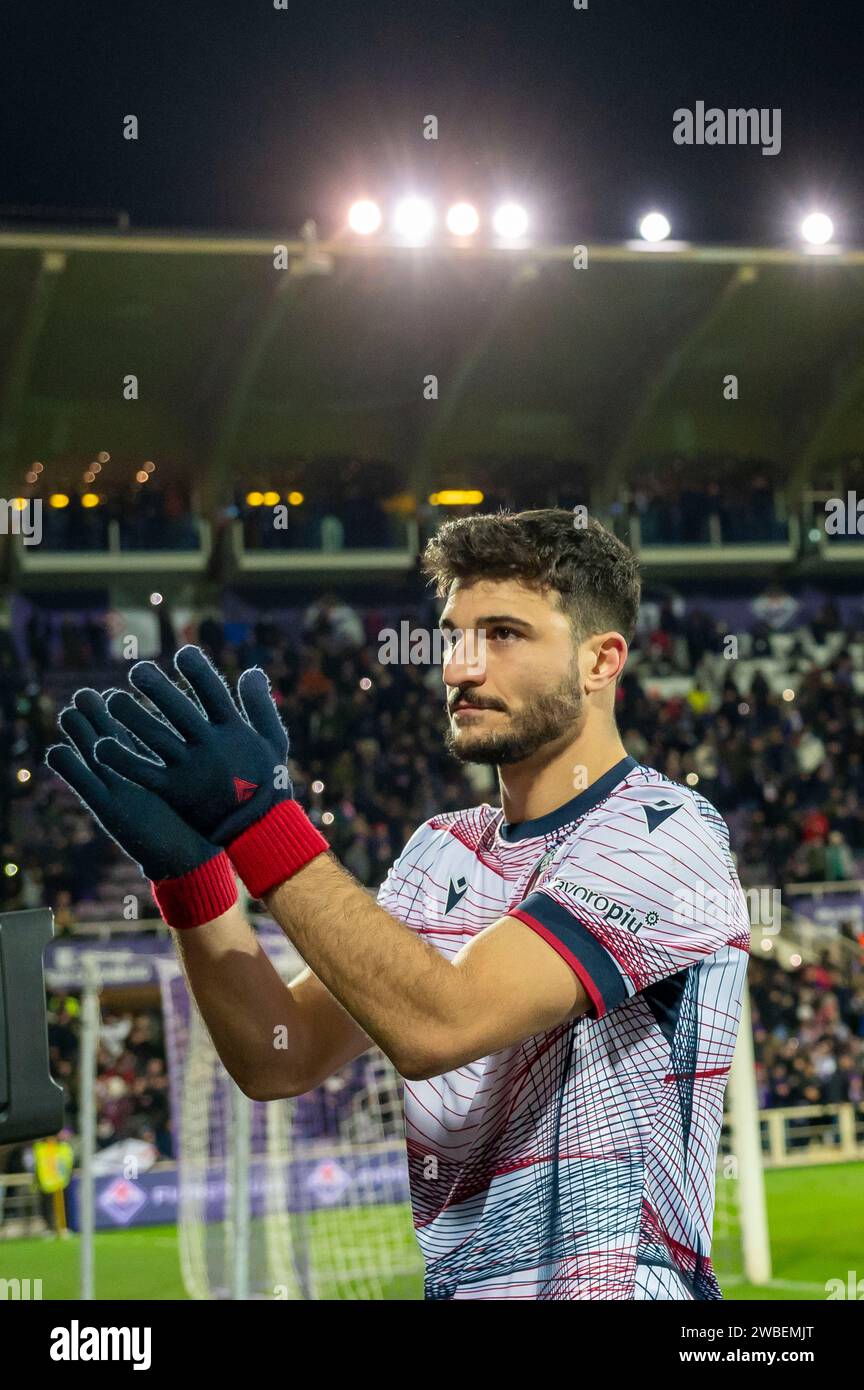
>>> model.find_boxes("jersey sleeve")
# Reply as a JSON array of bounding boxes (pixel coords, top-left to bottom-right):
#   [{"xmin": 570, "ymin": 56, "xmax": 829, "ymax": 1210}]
[
  {"xmin": 508, "ymin": 795, "xmax": 750, "ymax": 1020},
  {"xmin": 375, "ymin": 818, "xmax": 442, "ymax": 918}
]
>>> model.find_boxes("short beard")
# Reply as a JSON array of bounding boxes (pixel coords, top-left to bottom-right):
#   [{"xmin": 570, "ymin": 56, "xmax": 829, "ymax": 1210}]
[{"xmin": 445, "ymin": 675, "xmax": 584, "ymax": 767}]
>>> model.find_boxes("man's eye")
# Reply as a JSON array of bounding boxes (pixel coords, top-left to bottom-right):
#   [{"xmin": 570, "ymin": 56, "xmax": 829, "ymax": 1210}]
[{"xmin": 491, "ymin": 627, "xmax": 516, "ymax": 641}]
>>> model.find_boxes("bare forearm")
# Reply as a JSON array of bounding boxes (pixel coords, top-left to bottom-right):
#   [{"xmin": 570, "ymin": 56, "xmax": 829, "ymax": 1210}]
[
  {"xmin": 265, "ymin": 854, "xmax": 457, "ymax": 1076},
  {"xmin": 171, "ymin": 901, "xmax": 305, "ymax": 1099}
]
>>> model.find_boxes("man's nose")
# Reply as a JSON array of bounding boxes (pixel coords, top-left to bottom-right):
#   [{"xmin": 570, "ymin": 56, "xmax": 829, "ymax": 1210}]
[{"xmin": 443, "ymin": 629, "xmax": 487, "ymax": 686}]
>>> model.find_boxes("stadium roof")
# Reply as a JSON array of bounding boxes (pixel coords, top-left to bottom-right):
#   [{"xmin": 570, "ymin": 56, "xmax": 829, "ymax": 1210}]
[{"xmin": 2, "ymin": 229, "xmax": 864, "ymax": 500}]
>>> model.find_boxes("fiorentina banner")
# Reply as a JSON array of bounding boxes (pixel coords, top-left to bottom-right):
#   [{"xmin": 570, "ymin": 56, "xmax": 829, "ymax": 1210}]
[{"xmin": 65, "ymin": 1150, "xmax": 411, "ymax": 1231}]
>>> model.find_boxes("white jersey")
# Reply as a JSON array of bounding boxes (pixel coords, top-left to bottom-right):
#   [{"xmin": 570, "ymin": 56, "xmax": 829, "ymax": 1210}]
[{"xmin": 376, "ymin": 755, "xmax": 750, "ymax": 1300}]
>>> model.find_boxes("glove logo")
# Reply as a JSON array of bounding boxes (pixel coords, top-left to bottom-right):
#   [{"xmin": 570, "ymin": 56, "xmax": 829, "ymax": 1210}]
[{"xmin": 233, "ymin": 777, "xmax": 258, "ymax": 804}]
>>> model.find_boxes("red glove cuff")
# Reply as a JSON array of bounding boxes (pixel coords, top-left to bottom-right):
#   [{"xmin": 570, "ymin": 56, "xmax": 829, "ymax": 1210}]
[
  {"xmin": 227, "ymin": 799, "xmax": 329, "ymax": 899},
  {"xmin": 151, "ymin": 851, "xmax": 238, "ymax": 930}
]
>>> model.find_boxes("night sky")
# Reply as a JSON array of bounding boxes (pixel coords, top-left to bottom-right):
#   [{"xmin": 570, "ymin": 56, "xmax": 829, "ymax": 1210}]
[{"xmin": 3, "ymin": 0, "xmax": 864, "ymax": 245}]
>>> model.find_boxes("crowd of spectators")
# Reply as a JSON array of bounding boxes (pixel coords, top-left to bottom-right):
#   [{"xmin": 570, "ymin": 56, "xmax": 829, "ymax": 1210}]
[
  {"xmin": 624, "ymin": 589, "xmax": 864, "ymax": 890},
  {"xmin": 750, "ymin": 954, "xmax": 864, "ymax": 1116},
  {"xmin": 46, "ymin": 1000, "xmax": 171, "ymax": 1155},
  {"xmin": 628, "ymin": 468, "xmax": 788, "ymax": 545},
  {"xmin": 36, "ymin": 486, "xmax": 199, "ymax": 552},
  {"xmin": 5, "ymin": 584, "xmax": 864, "ymax": 904},
  {"xmin": 26, "ymin": 467, "xmax": 864, "ymax": 557},
  {"xmin": 239, "ymin": 492, "xmax": 408, "ymax": 551},
  {"xmin": 0, "ymin": 1001, "xmax": 172, "ymax": 1224},
  {"xmin": 23, "ymin": 455, "xmax": 864, "ymax": 564}
]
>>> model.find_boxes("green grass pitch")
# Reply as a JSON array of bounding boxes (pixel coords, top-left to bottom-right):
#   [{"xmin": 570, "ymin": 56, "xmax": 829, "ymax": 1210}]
[{"xmin": 3, "ymin": 1163, "xmax": 860, "ymax": 1300}]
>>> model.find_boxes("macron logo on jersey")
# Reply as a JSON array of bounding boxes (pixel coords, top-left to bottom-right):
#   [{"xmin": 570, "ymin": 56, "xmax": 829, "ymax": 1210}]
[
  {"xmin": 445, "ymin": 875, "xmax": 469, "ymax": 914},
  {"xmin": 642, "ymin": 798, "xmax": 681, "ymax": 834}
]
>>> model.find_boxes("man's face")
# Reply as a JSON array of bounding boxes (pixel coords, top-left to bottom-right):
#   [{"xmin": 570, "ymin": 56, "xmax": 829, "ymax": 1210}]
[{"xmin": 440, "ymin": 578, "xmax": 584, "ymax": 766}]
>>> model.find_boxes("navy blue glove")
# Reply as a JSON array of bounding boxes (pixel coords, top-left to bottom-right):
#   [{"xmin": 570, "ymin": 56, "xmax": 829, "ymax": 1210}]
[
  {"xmin": 46, "ymin": 688, "xmax": 237, "ymax": 928},
  {"xmin": 93, "ymin": 645, "xmax": 292, "ymax": 845},
  {"xmin": 93, "ymin": 645, "xmax": 329, "ymax": 901}
]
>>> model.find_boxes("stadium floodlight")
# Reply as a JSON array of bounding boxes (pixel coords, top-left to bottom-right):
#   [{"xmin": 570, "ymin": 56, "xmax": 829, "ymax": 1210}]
[
  {"xmin": 639, "ymin": 211, "xmax": 671, "ymax": 243},
  {"xmin": 446, "ymin": 202, "xmax": 480, "ymax": 237},
  {"xmin": 348, "ymin": 199, "xmax": 382, "ymax": 235},
  {"xmin": 393, "ymin": 196, "xmax": 435, "ymax": 242},
  {"xmin": 801, "ymin": 212, "xmax": 834, "ymax": 246},
  {"xmin": 492, "ymin": 202, "xmax": 528, "ymax": 240}
]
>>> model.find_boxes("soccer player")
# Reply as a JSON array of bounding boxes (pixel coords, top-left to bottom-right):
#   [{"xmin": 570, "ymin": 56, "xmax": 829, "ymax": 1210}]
[{"xmin": 48, "ymin": 509, "xmax": 750, "ymax": 1301}]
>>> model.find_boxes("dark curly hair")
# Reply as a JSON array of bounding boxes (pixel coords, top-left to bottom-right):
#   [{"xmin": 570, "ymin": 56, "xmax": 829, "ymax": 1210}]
[{"xmin": 421, "ymin": 507, "xmax": 641, "ymax": 644}]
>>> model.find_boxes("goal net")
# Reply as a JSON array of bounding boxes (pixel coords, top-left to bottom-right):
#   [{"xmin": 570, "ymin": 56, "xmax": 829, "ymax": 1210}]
[{"xmin": 158, "ymin": 953, "xmax": 423, "ymax": 1300}]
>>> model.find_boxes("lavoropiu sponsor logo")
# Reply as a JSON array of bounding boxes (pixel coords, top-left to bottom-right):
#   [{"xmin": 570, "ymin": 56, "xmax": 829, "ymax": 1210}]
[
  {"xmin": 50, "ymin": 1321, "xmax": 152, "ymax": 1370},
  {"xmin": 548, "ymin": 881, "xmax": 657, "ymax": 934}
]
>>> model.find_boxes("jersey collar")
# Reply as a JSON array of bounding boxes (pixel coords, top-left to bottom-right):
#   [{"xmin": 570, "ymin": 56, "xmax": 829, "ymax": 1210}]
[{"xmin": 498, "ymin": 754, "xmax": 638, "ymax": 843}]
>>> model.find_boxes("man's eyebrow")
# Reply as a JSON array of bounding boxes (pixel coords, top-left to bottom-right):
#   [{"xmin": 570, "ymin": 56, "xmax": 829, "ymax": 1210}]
[{"xmin": 438, "ymin": 614, "xmax": 536, "ymax": 631}]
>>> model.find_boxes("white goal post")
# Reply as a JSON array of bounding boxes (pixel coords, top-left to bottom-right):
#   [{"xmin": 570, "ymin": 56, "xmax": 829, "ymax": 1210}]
[{"xmin": 714, "ymin": 985, "xmax": 772, "ymax": 1287}]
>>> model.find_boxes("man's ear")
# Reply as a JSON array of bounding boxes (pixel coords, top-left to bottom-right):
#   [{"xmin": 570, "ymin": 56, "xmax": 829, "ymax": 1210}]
[{"xmin": 596, "ymin": 631, "xmax": 627, "ymax": 686}]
